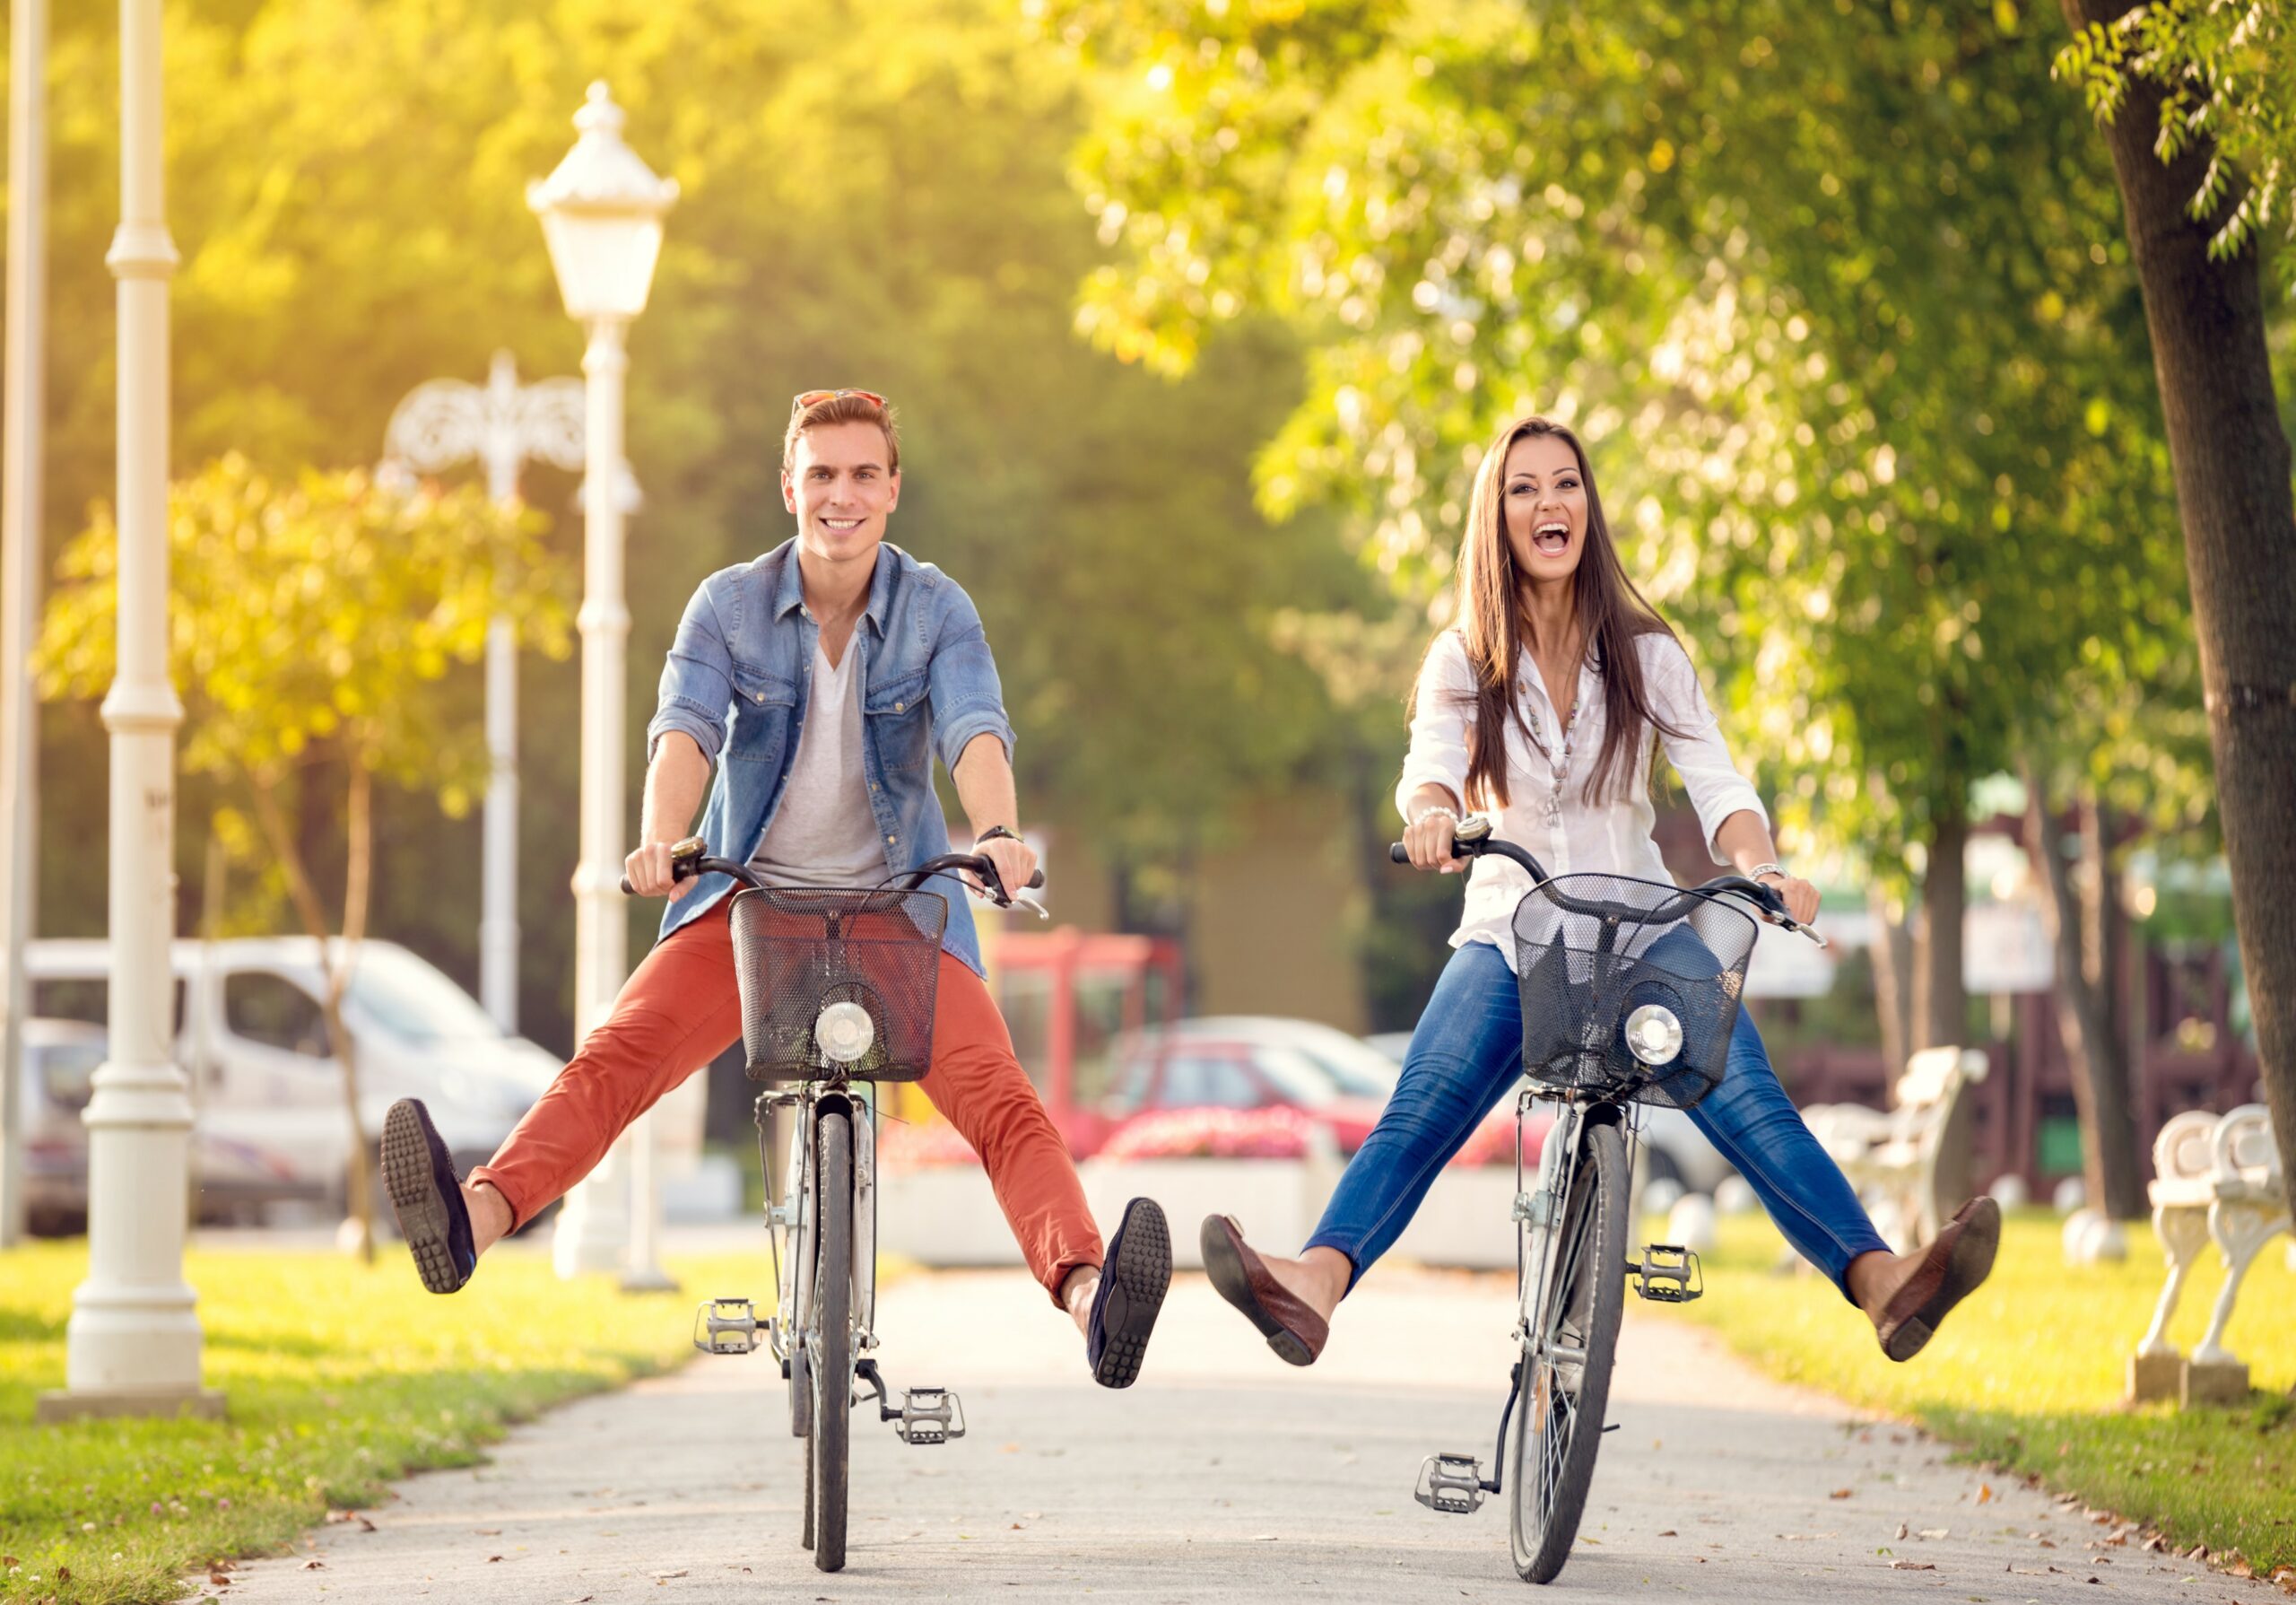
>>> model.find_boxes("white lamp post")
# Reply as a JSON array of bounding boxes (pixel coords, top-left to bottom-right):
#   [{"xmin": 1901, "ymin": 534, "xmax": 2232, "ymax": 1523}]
[
  {"xmin": 529, "ymin": 83, "xmax": 680, "ymax": 1291},
  {"xmin": 40, "ymin": 0, "xmax": 222, "ymax": 1422},
  {"xmin": 381, "ymin": 351, "xmax": 587, "ymax": 1035}
]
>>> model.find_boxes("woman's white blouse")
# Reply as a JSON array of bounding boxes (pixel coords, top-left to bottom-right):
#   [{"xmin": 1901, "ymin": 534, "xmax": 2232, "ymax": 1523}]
[{"xmin": 1396, "ymin": 628, "xmax": 1768, "ymax": 971}]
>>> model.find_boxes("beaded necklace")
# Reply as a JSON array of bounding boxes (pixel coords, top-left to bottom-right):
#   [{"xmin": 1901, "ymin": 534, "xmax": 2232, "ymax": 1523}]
[{"xmin": 1519, "ymin": 647, "xmax": 1587, "ymax": 829}]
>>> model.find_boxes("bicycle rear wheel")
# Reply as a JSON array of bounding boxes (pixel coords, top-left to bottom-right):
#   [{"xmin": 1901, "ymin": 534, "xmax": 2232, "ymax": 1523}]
[
  {"xmin": 1508, "ymin": 1117, "xmax": 1627, "ymax": 1584},
  {"xmin": 809, "ymin": 1108, "xmax": 854, "ymax": 1574}
]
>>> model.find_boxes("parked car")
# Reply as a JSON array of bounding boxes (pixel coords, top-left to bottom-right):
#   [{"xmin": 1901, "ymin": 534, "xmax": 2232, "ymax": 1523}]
[
  {"xmin": 1100, "ymin": 1016, "xmax": 1526, "ymax": 1162},
  {"xmin": 14, "ymin": 1017, "xmax": 108, "ymax": 1234},
  {"xmin": 22, "ymin": 937, "xmax": 561, "ymax": 1231}
]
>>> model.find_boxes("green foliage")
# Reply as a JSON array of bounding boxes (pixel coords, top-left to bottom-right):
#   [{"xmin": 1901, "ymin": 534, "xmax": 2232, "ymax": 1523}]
[
  {"xmin": 11, "ymin": 0, "xmax": 1373, "ymax": 1042},
  {"xmin": 2055, "ymin": 0, "xmax": 2296, "ymax": 285},
  {"xmin": 1655, "ymin": 1209, "xmax": 2296, "ymax": 1573},
  {"xmin": 34, "ymin": 456, "xmax": 571, "ymax": 800},
  {"xmin": 1056, "ymin": 0, "xmax": 2208, "ymax": 885},
  {"xmin": 0, "ymin": 1240, "xmax": 774, "ymax": 1605}
]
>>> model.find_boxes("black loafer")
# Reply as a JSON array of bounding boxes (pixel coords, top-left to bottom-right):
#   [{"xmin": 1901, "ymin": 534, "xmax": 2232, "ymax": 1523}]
[
  {"xmin": 381, "ymin": 1099, "xmax": 477, "ymax": 1295},
  {"xmin": 1088, "ymin": 1197, "xmax": 1170, "ymax": 1389}
]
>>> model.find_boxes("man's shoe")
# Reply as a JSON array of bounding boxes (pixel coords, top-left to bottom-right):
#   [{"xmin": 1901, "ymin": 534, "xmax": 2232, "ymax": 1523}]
[
  {"xmin": 381, "ymin": 1099, "xmax": 477, "ymax": 1295},
  {"xmin": 1088, "ymin": 1197, "xmax": 1171, "ymax": 1389},
  {"xmin": 1875, "ymin": 1196, "xmax": 1999, "ymax": 1362},
  {"xmin": 1201, "ymin": 1214, "xmax": 1329, "ymax": 1366}
]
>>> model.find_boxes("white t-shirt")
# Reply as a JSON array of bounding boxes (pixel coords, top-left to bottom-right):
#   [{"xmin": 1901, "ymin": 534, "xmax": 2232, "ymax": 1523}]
[
  {"xmin": 1396, "ymin": 629, "xmax": 1769, "ymax": 972},
  {"xmin": 748, "ymin": 637, "xmax": 891, "ymax": 889}
]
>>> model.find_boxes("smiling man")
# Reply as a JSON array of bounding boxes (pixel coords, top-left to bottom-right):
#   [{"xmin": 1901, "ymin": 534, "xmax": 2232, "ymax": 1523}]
[{"xmin": 379, "ymin": 389, "xmax": 1171, "ymax": 1390}]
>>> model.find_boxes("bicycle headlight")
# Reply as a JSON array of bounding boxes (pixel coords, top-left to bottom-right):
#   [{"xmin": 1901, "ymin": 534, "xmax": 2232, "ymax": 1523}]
[
  {"xmin": 814, "ymin": 1000, "xmax": 876, "ymax": 1065},
  {"xmin": 1623, "ymin": 1004, "xmax": 1684, "ymax": 1067}
]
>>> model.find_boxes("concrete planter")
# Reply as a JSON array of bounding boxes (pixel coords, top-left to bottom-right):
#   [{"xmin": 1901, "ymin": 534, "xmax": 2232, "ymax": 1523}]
[{"xmin": 878, "ymin": 1155, "xmax": 1521, "ymax": 1272}]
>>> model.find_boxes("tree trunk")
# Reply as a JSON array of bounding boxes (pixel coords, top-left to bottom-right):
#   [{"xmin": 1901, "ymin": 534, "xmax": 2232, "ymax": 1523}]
[
  {"xmin": 249, "ymin": 765, "xmax": 378, "ymax": 1263},
  {"xmin": 1914, "ymin": 802, "xmax": 1968, "ymax": 1055},
  {"xmin": 2022, "ymin": 766, "xmax": 2145, "ymax": 1218},
  {"xmin": 2060, "ymin": 0, "xmax": 2296, "ymax": 1227},
  {"xmin": 1868, "ymin": 885, "xmax": 1915, "ymax": 1077}
]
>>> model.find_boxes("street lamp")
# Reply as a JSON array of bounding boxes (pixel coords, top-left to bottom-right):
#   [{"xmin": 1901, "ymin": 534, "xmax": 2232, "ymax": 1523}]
[
  {"xmin": 381, "ymin": 351, "xmax": 587, "ymax": 1036},
  {"xmin": 39, "ymin": 0, "xmax": 222, "ymax": 1422},
  {"xmin": 529, "ymin": 82, "xmax": 680, "ymax": 1291}
]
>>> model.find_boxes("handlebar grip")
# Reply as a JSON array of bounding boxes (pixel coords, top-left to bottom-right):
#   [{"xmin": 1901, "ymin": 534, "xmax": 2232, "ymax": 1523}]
[
  {"xmin": 1389, "ymin": 842, "xmax": 1410, "ymax": 864},
  {"xmin": 1025, "ymin": 868, "xmax": 1046, "ymax": 889},
  {"xmin": 618, "ymin": 875, "xmax": 636, "ymax": 896}
]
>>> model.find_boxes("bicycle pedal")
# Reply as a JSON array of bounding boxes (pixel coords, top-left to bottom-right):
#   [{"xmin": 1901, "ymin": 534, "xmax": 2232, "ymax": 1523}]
[
  {"xmin": 1629, "ymin": 1244, "xmax": 1703, "ymax": 1303},
  {"xmin": 1413, "ymin": 1452, "xmax": 1487, "ymax": 1515},
  {"xmin": 892, "ymin": 1387, "xmax": 965, "ymax": 1445},
  {"xmin": 691, "ymin": 1298, "xmax": 770, "ymax": 1356}
]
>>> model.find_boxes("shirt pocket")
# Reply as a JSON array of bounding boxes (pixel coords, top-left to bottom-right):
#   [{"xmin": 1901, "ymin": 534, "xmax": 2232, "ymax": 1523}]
[
  {"xmin": 863, "ymin": 667, "xmax": 931, "ymax": 772},
  {"xmin": 726, "ymin": 661, "xmax": 796, "ymax": 767}
]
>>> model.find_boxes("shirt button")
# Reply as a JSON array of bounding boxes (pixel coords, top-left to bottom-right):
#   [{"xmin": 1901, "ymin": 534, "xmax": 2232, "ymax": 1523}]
[
  {"xmin": 754, "ymin": 692, "xmax": 765, "ymax": 704},
  {"xmin": 893, "ymin": 701, "xmax": 905, "ymax": 712},
  {"xmin": 886, "ymin": 833, "xmax": 898, "ymax": 845}
]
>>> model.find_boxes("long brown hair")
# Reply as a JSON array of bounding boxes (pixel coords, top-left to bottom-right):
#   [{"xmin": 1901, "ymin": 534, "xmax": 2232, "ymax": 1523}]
[{"xmin": 1418, "ymin": 414, "xmax": 1684, "ymax": 810}]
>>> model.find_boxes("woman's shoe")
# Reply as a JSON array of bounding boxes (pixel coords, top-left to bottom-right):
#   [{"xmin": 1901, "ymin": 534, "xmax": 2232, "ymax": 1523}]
[
  {"xmin": 1201, "ymin": 1214, "xmax": 1329, "ymax": 1366},
  {"xmin": 1874, "ymin": 1196, "xmax": 1999, "ymax": 1362}
]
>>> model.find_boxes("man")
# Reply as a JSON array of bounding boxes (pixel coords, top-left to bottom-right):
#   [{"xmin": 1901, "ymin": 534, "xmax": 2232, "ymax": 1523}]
[{"xmin": 380, "ymin": 388, "xmax": 1170, "ymax": 1389}]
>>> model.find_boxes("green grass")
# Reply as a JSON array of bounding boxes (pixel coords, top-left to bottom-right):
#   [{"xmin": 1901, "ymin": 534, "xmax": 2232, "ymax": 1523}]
[
  {"xmin": 1643, "ymin": 1208, "xmax": 2296, "ymax": 1574},
  {"xmin": 0, "ymin": 1236, "xmax": 780, "ymax": 1605}
]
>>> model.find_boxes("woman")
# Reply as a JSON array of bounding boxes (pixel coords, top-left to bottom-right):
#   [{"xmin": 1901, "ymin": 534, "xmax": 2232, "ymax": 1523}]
[{"xmin": 1202, "ymin": 414, "xmax": 1997, "ymax": 1365}]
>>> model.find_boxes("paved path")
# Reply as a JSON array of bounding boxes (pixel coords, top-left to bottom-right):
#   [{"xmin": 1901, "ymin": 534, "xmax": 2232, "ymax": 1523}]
[{"xmin": 213, "ymin": 1266, "xmax": 2281, "ymax": 1603}]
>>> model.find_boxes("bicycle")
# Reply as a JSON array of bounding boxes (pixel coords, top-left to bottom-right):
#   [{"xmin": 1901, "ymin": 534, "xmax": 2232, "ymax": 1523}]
[
  {"xmin": 1390, "ymin": 816, "xmax": 1823, "ymax": 1583},
  {"xmin": 622, "ymin": 834, "xmax": 1045, "ymax": 1574}
]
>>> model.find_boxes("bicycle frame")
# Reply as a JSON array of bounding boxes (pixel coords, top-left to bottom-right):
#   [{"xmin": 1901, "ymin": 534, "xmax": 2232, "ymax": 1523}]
[{"xmin": 761, "ymin": 1083, "xmax": 881, "ymax": 1379}]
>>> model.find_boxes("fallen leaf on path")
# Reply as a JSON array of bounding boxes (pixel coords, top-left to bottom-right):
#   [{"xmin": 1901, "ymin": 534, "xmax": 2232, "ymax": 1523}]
[
  {"xmin": 1979, "ymin": 1484, "xmax": 1994, "ymax": 1505},
  {"xmin": 474, "ymin": 1529, "xmax": 501, "ymax": 1537},
  {"xmin": 651, "ymin": 1571, "xmax": 688, "ymax": 1580},
  {"xmin": 206, "ymin": 1571, "xmax": 230, "ymax": 1587},
  {"xmin": 1579, "ymin": 1537, "xmax": 1601, "ymax": 1546},
  {"xmin": 1657, "ymin": 1531, "xmax": 1677, "ymax": 1539},
  {"xmin": 2039, "ymin": 1539, "xmax": 2057, "ymax": 1548},
  {"xmin": 356, "ymin": 1515, "xmax": 376, "ymax": 1532},
  {"xmin": 1829, "ymin": 1488, "xmax": 1854, "ymax": 1499},
  {"xmin": 1919, "ymin": 1529, "xmax": 1950, "ymax": 1540},
  {"xmin": 1888, "ymin": 1560, "xmax": 1935, "ymax": 1571},
  {"xmin": 1896, "ymin": 1522, "xmax": 1910, "ymax": 1540},
  {"xmin": 300, "ymin": 1560, "xmax": 324, "ymax": 1571}
]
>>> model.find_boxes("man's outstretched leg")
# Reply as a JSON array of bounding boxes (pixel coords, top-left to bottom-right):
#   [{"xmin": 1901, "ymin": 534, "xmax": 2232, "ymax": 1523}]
[
  {"xmin": 382, "ymin": 902, "xmax": 744, "ymax": 1293},
  {"xmin": 917, "ymin": 950, "xmax": 1171, "ymax": 1388}
]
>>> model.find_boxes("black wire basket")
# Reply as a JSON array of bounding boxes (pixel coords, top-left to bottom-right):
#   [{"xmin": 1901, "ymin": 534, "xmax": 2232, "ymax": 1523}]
[
  {"xmin": 726, "ymin": 885, "xmax": 948, "ymax": 1082},
  {"xmin": 1508, "ymin": 872, "xmax": 1758, "ymax": 1110}
]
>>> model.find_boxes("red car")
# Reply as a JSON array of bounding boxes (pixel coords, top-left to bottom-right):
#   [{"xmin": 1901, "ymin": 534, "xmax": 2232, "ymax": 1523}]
[{"xmin": 1092, "ymin": 1016, "xmax": 1533, "ymax": 1164}]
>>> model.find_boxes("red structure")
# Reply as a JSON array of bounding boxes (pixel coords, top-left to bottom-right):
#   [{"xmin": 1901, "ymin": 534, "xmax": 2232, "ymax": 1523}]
[{"xmin": 987, "ymin": 927, "xmax": 1186, "ymax": 1155}]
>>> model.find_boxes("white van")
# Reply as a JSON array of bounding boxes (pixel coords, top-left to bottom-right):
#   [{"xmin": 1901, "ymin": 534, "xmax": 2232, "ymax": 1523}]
[{"xmin": 23, "ymin": 937, "xmax": 561, "ymax": 1228}]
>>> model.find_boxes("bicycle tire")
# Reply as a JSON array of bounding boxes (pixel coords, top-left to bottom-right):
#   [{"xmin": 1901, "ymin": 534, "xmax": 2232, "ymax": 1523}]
[
  {"xmin": 1509, "ymin": 1117, "xmax": 1627, "ymax": 1584},
  {"xmin": 809, "ymin": 1108, "xmax": 854, "ymax": 1574}
]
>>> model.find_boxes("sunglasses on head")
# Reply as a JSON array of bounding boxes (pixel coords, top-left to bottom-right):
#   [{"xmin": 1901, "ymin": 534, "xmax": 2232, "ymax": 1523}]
[{"xmin": 792, "ymin": 388, "xmax": 888, "ymax": 414}]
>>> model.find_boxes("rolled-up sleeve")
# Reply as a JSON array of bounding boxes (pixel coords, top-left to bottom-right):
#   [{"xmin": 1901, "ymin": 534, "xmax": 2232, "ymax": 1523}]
[
  {"xmin": 1395, "ymin": 630, "xmax": 1475, "ymax": 820},
  {"xmin": 926, "ymin": 584, "xmax": 1016, "ymax": 771},
  {"xmin": 1644, "ymin": 635, "xmax": 1766, "ymax": 863},
  {"xmin": 647, "ymin": 576, "xmax": 735, "ymax": 766}
]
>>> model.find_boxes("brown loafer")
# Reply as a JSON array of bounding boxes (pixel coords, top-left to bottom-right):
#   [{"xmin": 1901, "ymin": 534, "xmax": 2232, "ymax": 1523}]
[
  {"xmin": 1875, "ymin": 1196, "xmax": 2000, "ymax": 1363},
  {"xmin": 1201, "ymin": 1214, "xmax": 1330, "ymax": 1366}
]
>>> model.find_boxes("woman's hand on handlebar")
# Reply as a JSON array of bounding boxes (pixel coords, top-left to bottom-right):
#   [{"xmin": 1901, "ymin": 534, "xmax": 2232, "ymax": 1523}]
[
  {"xmin": 622, "ymin": 839, "xmax": 699, "ymax": 902},
  {"xmin": 1401, "ymin": 806, "xmax": 1472, "ymax": 873},
  {"xmin": 1756, "ymin": 870, "xmax": 1820, "ymax": 928},
  {"xmin": 971, "ymin": 833, "xmax": 1039, "ymax": 901}
]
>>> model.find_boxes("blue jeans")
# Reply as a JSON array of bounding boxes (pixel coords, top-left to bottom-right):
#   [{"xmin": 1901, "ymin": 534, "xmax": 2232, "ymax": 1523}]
[{"xmin": 1305, "ymin": 938, "xmax": 1890, "ymax": 1302}]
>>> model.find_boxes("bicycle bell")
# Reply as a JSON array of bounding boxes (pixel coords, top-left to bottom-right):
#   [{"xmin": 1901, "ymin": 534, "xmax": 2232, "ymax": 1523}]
[
  {"xmin": 814, "ymin": 1000, "xmax": 876, "ymax": 1065},
  {"xmin": 1622, "ymin": 1003, "xmax": 1683, "ymax": 1066}
]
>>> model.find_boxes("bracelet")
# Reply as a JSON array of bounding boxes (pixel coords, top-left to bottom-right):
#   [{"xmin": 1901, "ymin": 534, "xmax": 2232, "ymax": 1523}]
[
  {"xmin": 1411, "ymin": 806, "xmax": 1460, "ymax": 830},
  {"xmin": 1746, "ymin": 861, "xmax": 1787, "ymax": 883}
]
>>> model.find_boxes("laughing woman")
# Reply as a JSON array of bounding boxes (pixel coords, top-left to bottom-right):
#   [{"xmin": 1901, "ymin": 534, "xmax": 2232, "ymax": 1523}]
[{"xmin": 1200, "ymin": 414, "xmax": 1998, "ymax": 1365}]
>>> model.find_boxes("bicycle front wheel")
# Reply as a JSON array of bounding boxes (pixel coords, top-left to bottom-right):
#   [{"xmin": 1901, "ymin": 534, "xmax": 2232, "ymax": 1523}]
[
  {"xmin": 808, "ymin": 1108, "xmax": 854, "ymax": 1574},
  {"xmin": 1508, "ymin": 1116, "xmax": 1627, "ymax": 1584}
]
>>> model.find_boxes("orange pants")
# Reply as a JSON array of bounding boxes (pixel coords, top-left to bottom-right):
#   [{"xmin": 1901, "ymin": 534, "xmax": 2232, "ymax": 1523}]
[{"xmin": 470, "ymin": 899, "xmax": 1103, "ymax": 1304}]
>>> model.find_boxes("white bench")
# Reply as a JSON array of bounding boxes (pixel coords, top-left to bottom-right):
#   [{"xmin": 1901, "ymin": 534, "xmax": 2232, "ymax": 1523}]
[
  {"xmin": 1802, "ymin": 1046, "xmax": 1989, "ymax": 1251},
  {"xmin": 2130, "ymin": 1104, "xmax": 2288, "ymax": 1405}
]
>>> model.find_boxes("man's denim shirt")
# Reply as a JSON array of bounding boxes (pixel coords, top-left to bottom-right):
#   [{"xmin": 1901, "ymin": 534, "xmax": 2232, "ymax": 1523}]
[{"xmin": 644, "ymin": 538, "xmax": 1015, "ymax": 978}]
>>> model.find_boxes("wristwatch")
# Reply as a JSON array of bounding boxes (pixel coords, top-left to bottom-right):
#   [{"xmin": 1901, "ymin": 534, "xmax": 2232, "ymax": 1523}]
[{"xmin": 974, "ymin": 825, "xmax": 1021, "ymax": 848}]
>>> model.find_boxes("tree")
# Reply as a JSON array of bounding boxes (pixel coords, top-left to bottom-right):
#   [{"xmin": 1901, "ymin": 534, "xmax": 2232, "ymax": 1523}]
[
  {"xmin": 1056, "ymin": 0, "xmax": 2192, "ymax": 1072},
  {"xmin": 2053, "ymin": 0, "xmax": 2296, "ymax": 1226},
  {"xmin": 36, "ymin": 457, "xmax": 572, "ymax": 1253}
]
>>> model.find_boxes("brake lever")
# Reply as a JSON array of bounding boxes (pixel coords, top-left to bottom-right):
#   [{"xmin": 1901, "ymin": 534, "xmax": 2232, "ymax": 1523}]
[{"xmin": 1004, "ymin": 892, "xmax": 1051, "ymax": 921}]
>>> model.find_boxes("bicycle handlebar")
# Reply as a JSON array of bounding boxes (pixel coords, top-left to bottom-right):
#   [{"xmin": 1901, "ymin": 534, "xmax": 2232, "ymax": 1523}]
[
  {"xmin": 1388, "ymin": 820, "xmax": 1826, "ymax": 947},
  {"xmin": 618, "ymin": 836, "xmax": 1045, "ymax": 908}
]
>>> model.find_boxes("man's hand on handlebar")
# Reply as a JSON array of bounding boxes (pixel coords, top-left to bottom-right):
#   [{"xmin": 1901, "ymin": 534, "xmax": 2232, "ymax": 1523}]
[
  {"xmin": 623, "ymin": 839, "xmax": 700, "ymax": 903},
  {"xmin": 971, "ymin": 833, "xmax": 1039, "ymax": 902},
  {"xmin": 1401, "ymin": 808, "xmax": 1473, "ymax": 874}
]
